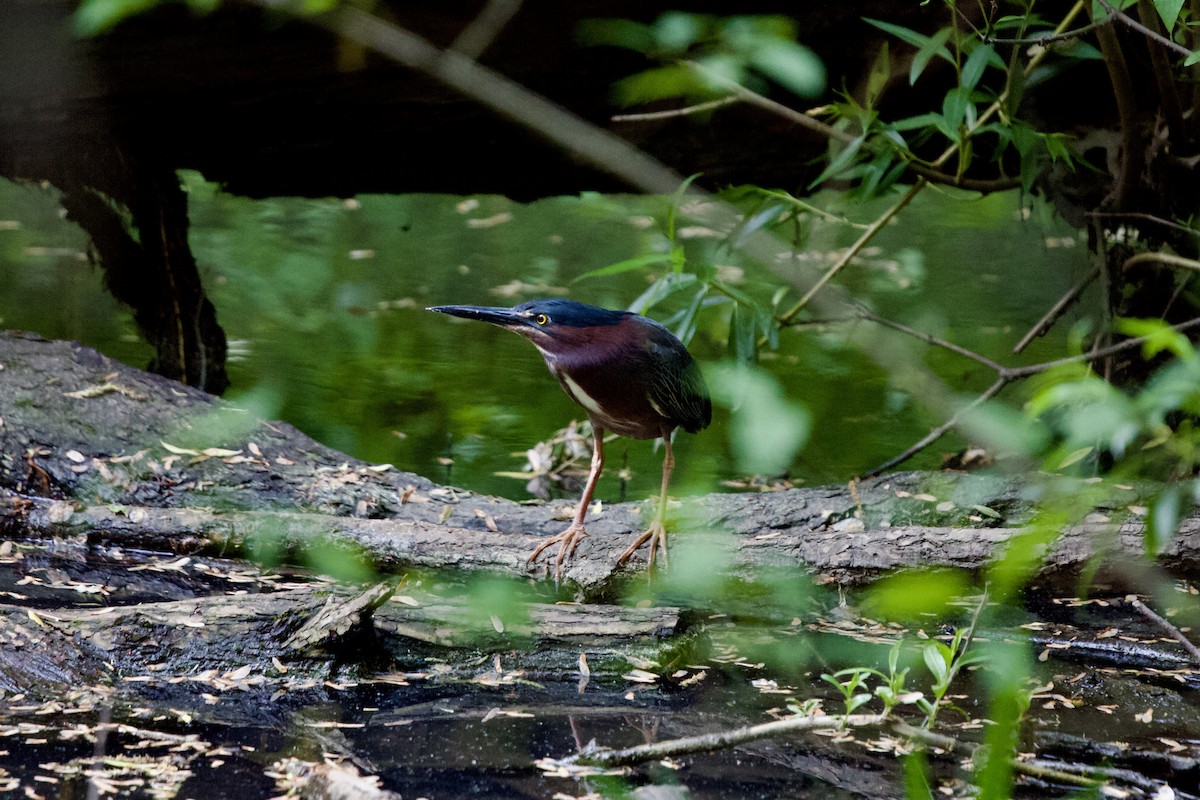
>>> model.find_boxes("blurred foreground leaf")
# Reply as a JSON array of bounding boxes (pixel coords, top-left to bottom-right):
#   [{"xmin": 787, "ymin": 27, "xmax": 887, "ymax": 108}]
[{"xmin": 707, "ymin": 361, "xmax": 810, "ymax": 476}]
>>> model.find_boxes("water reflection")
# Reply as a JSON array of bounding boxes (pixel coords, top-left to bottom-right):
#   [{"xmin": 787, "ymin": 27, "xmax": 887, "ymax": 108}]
[{"xmin": 0, "ymin": 175, "xmax": 1093, "ymax": 503}]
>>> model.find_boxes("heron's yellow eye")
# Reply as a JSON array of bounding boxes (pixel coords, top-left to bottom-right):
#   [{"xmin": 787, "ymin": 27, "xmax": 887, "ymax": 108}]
[{"xmin": 535, "ymin": 313, "xmax": 550, "ymax": 325}]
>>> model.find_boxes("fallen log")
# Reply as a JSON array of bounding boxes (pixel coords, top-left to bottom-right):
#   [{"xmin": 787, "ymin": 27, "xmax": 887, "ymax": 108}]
[
  {"xmin": 2, "ymin": 488, "xmax": 1194, "ymax": 599},
  {"xmin": 0, "ymin": 331, "xmax": 1195, "ymax": 599},
  {"xmin": 0, "ymin": 577, "xmax": 684, "ymax": 697}
]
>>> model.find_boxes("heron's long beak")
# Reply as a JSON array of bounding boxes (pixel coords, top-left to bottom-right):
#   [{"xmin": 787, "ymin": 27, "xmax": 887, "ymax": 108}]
[{"xmin": 427, "ymin": 305, "xmax": 534, "ymax": 330}]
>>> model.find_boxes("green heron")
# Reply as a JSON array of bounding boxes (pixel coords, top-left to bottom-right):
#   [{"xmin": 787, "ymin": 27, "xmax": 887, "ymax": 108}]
[{"xmin": 428, "ymin": 298, "xmax": 711, "ymax": 578}]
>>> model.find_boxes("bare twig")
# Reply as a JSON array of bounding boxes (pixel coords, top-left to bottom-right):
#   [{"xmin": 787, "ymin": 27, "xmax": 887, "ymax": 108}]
[
  {"xmin": 862, "ymin": 377, "xmax": 1008, "ymax": 478},
  {"xmin": 777, "ymin": 180, "xmax": 926, "ymax": 325},
  {"xmin": 862, "ymin": 315, "xmax": 1200, "ymax": 475},
  {"xmin": 612, "ymin": 96, "xmax": 740, "ymax": 122},
  {"xmin": 893, "ymin": 722, "xmax": 1100, "ymax": 789},
  {"xmin": 449, "ymin": 0, "xmax": 523, "ymax": 60},
  {"xmin": 856, "ymin": 312, "xmax": 1006, "ymax": 372},
  {"xmin": 1094, "ymin": 10, "xmax": 1141, "ymax": 211},
  {"xmin": 565, "ymin": 712, "xmax": 889, "ymax": 768},
  {"xmin": 983, "ymin": 16, "xmax": 1113, "ymax": 46},
  {"xmin": 1129, "ymin": 597, "xmax": 1200, "ymax": 665},
  {"xmin": 686, "ymin": 62, "xmax": 1022, "ymax": 194},
  {"xmin": 1003, "ymin": 315, "xmax": 1200, "ymax": 378},
  {"xmin": 1123, "ymin": 251, "xmax": 1200, "ymax": 273},
  {"xmin": 1136, "ymin": 2, "xmax": 1187, "ymax": 139},
  {"xmin": 290, "ymin": 3, "xmax": 688, "ymax": 195},
  {"xmin": 1087, "ymin": 211, "xmax": 1200, "ymax": 239},
  {"xmin": 1097, "ymin": 0, "xmax": 1194, "ymax": 59},
  {"xmin": 1013, "ymin": 266, "xmax": 1101, "ymax": 354},
  {"xmin": 898, "ymin": 720, "xmax": 1185, "ymax": 795}
]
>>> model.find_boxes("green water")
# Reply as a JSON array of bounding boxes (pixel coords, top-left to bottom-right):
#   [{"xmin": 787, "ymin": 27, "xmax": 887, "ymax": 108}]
[{"xmin": 0, "ymin": 174, "xmax": 1093, "ymax": 503}]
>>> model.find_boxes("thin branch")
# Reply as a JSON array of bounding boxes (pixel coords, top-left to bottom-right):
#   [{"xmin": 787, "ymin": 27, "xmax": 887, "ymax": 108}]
[
  {"xmin": 686, "ymin": 62, "xmax": 1021, "ymax": 194},
  {"xmin": 893, "ymin": 723, "xmax": 1100, "ymax": 789},
  {"xmin": 566, "ymin": 712, "xmax": 890, "ymax": 768},
  {"xmin": 612, "ymin": 96, "xmax": 740, "ymax": 122},
  {"xmin": 862, "ymin": 377, "xmax": 1009, "ymax": 478},
  {"xmin": 1087, "ymin": 210, "xmax": 1200, "ymax": 239},
  {"xmin": 1123, "ymin": 251, "xmax": 1200, "ymax": 273},
  {"xmin": 754, "ymin": 188, "xmax": 872, "ymax": 227},
  {"xmin": 290, "ymin": 3, "xmax": 690, "ymax": 195},
  {"xmin": 856, "ymin": 312, "xmax": 1006, "ymax": 372},
  {"xmin": 899, "ymin": 720, "xmax": 1186, "ymax": 795},
  {"xmin": 1012, "ymin": 266, "xmax": 1101, "ymax": 355},
  {"xmin": 983, "ymin": 16, "xmax": 1113, "ymax": 46},
  {"xmin": 1002, "ymin": 315, "xmax": 1200, "ymax": 378},
  {"xmin": 862, "ymin": 315, "xmax": 1200, "ymax": 475},
  {"xmin": 1136, "ymin": 1, "xmax": 1187, "ymax": 138},
  {"xmin": 449, "ymin": 0, "xmax": 523, "ymax": 60},
  {"xmin": 1129, "ymin": 597, "xmax": 1200, "ymax": 666},
  {"xmin": 683, "ymin": 59, "xmax": 856, "ymax": 145},
  {"xmin": 777, "ymin": 180, "xmax": 927, "ymax": 326},
  {"xmin": 1097, "ymin": 0, "xmax": 1194, "ymax": 59},
  {"xmin": 1094, "ymin": 10, "xmax": 1141, "ymax": 211}
]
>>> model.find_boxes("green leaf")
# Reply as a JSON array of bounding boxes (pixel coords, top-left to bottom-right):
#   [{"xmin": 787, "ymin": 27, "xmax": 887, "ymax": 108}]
[
  {"xmin": 302, "ymin": 538, "xmax": 377, "ymax": 584},
  {"xmin": 654, "ymin": 11, "xmax": 705, "ymax": 52},
  {"xmin": 1186, "ymin": 50, "xmax": 1200, "ymax": 68},
  {"xmin": 987, "ymin": 512, "xmax": 1068, "ymax": 601},
  {"xmin": 1116, "ymin": 316, "xmax": 1197, "ymax": 360},
  {"xmin": 866, "ymin": 41, "xmax": 891, "ymax": 109},
  {"xmin": 748, "ymin": 39, "xmax": 826, "ymax": 97},
  {"xmin": 958, "ymin": 400, "xmax": 1049, "ymax": 458},
  {"xmin": 1147, "ymin": 485, "xmax": 1183, "ymax": 555},
  {"xmin": 857, "ymin": 149, "xmax": 898, "ymax": 199},
  {"xmin": 889, "ymin": 112, "xmax": 947, "ymax": 132},
  {"xmin": 299, "ymin": 0, "xmax": 338, "ymax": 12},
  {"xmin": 614, "ymin": 65, "xmax": 707, "ymax": 106},
  {"xmin": 1154, "ymin": 0, "xmax": 1185, "ymax": 31},
  {"xmin": 673, "ymin": 284, "xmax": 709, "ymax": 345},
  {"xmin": 864, "ymin": 18, "xmax": 952, "ymax": 63},
  {"xmin": 706, "ymin": 362, "xmax": 810, "ymax": 474},
  {"xmin": 666, "ymin": 173, "xmax": 702, "ymax": 241},
  {"xmin": 729, "ymin": 303, "xmax": 758, "ymax": 362},
  {"xmin": 74, "ymin": 0, "xmax": 162, "ymax": 35},
  {"xmin": 845, "ymin": 693, "xmax": 873, "ymax": 713},
  {"xmin": 820, "ymin": 672, "xmax": 850, "ymax": 694},
  {"xmin": 574, "ymin": 253, "xmax": 676, "ymax": 282},
  {"xmin": 728, "ymin": 201, "xmax": 788, "ymax": 249},
  {"xmin": 866, "ymin": 568, "xmax": 971, "ymax": 622},
  {"xmin": 922, "ymin": 642, "xmax": 950, "ymax": 687},
  {"xmin": 941, "ymin": 87, "xmax": 972, "ymax": 135},
  {"xmin": 910, "ymin": 28, "xmax": 954, "ymax": 85},
  {"xmin": 960, "ymin": 44, "xmax": 998, "ymax": 91},
  {"xmin": 808, "ymin": 133, "xmax": 867, "ymax": 188},
  {"xmin": 903, "ymin": 750, "xmax": 934, "ymax": 800},
  {"xmin": 1057, "ymin": 446, "xmax": 1094, "ymax": 469},
  {"xmin": 1004, "ymin": 55, "xmax": 1027, "ymax": 117},
  {"xmin": 628, "ymin": 272, "xmax": 699, "ymax": 315}
]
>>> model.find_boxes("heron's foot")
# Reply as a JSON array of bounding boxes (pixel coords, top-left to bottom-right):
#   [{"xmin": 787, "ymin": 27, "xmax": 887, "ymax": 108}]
[
  {"xmin": 616, "ymin": 520, "xmax": 668, "ymax": 573},
  {"xmin": 527, "ymin": 522, "xmax": 589, "ymax": 581}
]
